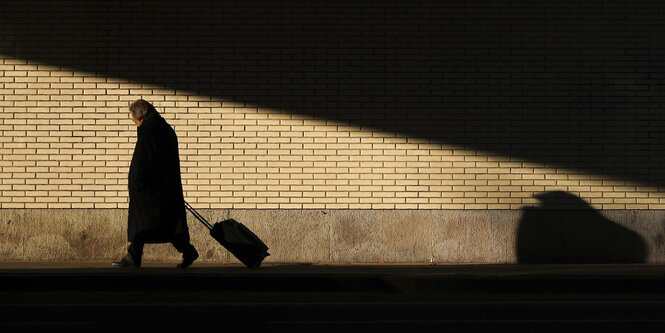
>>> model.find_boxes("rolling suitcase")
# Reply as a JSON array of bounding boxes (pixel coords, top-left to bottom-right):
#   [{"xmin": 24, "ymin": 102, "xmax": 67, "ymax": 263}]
[{"xmin": 184, "ymin": 201, "xmax": 270, "ymax": 268}]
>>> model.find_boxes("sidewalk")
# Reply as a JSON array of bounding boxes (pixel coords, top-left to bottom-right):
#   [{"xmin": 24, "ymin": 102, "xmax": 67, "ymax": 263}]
[
  {"xmin": 2, "ymin": 262, "xmax": 665, "ymax": 294},
  {"xmin": 2, "ymin": 262, "xmax": 665, "ymax": 331}
]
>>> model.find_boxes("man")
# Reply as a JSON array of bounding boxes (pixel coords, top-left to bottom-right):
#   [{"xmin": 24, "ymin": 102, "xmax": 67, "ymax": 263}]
[{"xmin": 113, "ymin": 99, "xmax": 199, "ymax": 268}]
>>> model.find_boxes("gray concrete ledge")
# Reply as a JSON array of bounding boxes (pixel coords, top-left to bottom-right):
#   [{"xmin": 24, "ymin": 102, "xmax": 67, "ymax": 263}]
[{"xmin": 1, "ymin": 209, "xmax": 664, "ymax": 263}]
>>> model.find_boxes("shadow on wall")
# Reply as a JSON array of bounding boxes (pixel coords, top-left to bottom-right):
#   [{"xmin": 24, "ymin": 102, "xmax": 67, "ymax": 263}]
[
  {"xmin": 1, "ymin": 1, "xmax": 665, "ymax": 187},
  {"xmin": 516, "ymin": 191, "xmax": 647, "ymax": 264}
]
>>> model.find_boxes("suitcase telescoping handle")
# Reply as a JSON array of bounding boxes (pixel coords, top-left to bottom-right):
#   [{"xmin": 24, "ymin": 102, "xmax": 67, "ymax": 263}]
[{"xmin": 184, "ymin": 200, "xmax": 214, "ymax": 230}]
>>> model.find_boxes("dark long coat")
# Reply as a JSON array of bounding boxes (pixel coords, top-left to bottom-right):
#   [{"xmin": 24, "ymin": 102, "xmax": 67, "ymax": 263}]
[{"xmin": 128, "ymin": 113, "xmax": 189, "ymax": 243}]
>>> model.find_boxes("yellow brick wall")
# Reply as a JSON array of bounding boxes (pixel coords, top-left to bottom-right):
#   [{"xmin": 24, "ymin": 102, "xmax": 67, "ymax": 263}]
[{"xmin": 2, "ymin": 56, "xmax": 664, "ymax": 210}]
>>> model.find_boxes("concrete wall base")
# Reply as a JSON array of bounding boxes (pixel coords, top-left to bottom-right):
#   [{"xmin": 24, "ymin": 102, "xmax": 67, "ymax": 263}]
[{"xmin": 1, "ymin": 209, "xmax": 663, "ymax": 263}]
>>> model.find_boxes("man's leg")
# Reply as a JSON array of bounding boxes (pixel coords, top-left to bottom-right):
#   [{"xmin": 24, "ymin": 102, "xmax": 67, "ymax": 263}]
[
  {"xmin": 112, "ymin": 241, "xmax": 143, "ymax": 267},
  {"xmin": 172, "ymin": 239, "xmax": 198, "ymax": 268},
  {"xmin": 128, "ymin": 242, "xmax": 144, "ymax": 266}
]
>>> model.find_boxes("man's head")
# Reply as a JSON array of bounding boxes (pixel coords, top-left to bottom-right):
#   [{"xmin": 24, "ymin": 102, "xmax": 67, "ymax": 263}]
[{"xmin": 129, "ymin": 99, "xmax": 157, "ymax": 126}]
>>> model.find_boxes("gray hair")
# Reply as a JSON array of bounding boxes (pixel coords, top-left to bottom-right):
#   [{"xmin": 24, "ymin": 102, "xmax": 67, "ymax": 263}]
[{"xmin": 129, "ymin": 99, "xmax": 157, "ymax": 121}]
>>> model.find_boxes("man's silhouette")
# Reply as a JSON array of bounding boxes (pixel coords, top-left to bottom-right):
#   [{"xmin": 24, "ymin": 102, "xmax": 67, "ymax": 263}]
[{"xmin": 113, "ymin": 99, "xmax": 198, "ymax": 268}]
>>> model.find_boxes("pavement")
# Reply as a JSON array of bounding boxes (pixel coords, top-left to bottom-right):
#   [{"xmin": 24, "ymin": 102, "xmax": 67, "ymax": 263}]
[{"xmin": 2, "ymin": 262, "xmax": 665, "ymax": 332}]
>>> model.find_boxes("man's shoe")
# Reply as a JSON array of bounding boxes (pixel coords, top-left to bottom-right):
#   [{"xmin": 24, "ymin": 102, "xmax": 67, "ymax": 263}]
[
  {"xmin": 177, "ymin": 248, "xmax": 199, "ymax": 268},
  {"xmin": 112, "ymin": 254, "xmax": 140, "ymax": 267}
]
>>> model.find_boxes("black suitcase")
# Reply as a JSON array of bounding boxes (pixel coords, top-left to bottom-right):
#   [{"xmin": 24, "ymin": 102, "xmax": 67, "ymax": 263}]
[{"xmin": 184, "ymin": 201, "xmax": 270, "ymax": 268}]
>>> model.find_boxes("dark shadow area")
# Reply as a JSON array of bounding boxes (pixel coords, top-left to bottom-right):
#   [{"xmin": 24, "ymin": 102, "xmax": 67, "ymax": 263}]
[
  {"xmin": 516, "ymin": 191, "xmax": 647, "ymax": 263},
  {"xmin": 2, "ymin": 1, "xmax": 665, "ymax": 186},
  {"xmin": 5, "ymin": 265, "xmax": 665, "ymax": 331}
]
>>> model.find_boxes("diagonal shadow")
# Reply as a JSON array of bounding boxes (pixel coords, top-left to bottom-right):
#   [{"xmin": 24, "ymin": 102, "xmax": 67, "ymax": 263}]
[{"xmin": 2, "ymin": 1, "xmax": 665, "ymax": 187}]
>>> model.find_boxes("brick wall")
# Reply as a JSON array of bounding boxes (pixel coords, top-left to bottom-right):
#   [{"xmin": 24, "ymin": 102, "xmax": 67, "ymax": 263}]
[{"xmin": 1, "ymin": 1, "xmax": 665, "ymax": 211}]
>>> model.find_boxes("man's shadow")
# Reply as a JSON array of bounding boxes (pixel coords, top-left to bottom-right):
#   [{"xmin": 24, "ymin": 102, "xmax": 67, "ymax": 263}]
[{"xmin": 516, "ymin": 191, "xmax": 647, "ymax": 263}]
